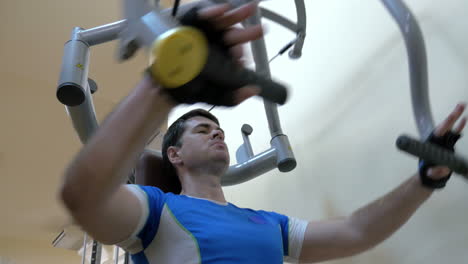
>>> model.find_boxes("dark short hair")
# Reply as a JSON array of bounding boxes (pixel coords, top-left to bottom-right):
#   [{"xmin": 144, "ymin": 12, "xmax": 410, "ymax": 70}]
[{"xmin": 161, "ymin": 109, "xmax": 220, "ymax": 193}]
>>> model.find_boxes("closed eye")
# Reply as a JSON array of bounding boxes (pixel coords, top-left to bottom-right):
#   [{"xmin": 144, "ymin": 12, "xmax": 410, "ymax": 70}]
[{"xmin": 193, "ymin": 123, "xmax": 224, "ymax": 136}]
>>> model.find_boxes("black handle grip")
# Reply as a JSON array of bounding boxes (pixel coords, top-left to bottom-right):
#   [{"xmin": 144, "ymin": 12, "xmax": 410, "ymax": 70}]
[
  {"xmin": 202, "ymin": 43, "xmax": 288, "ymax": 105},
  {"xmin": 396, "ymin": 134, "xmax": 468, "ymax": 177},
  {"xmin": 236, "ymin": 67, "xmax": 288, "ymax": 105},
  {"xmin": 179, "ymin": 6, "xmax": 289, "ymax": 105}
]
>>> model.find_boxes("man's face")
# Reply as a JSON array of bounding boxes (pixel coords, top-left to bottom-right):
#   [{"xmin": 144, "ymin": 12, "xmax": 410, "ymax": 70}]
[{"xmin": 176, "ymin": 116, "xmax": 230, "ymax": 171}]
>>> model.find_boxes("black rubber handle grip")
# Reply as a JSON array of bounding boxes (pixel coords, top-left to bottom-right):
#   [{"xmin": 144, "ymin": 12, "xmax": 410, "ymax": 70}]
[
  {"xmin": 396, "ymin": 134, "xmax": 468, "ymax": 177},
  {"xmin": 202, "ymin": 43, "xmax": 288, "ymax": 105},
  {"xmin": 179, "ymin": 7, "xmax": 289, "ymax": 105},
  {"xmin": 236, "ymin": 67, "xmax": 288, "ymax": 105}
]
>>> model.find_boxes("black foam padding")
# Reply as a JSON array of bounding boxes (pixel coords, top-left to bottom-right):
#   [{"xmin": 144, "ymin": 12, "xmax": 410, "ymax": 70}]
[{"xmin": 396, "ymin": 135, "xmax": 468, "ymax": 175}]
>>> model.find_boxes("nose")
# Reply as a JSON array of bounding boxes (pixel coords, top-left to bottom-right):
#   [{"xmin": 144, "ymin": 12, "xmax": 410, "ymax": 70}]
[{"xmin": 212, "ymin": 129, "xmax": 224, "ymax": 140}]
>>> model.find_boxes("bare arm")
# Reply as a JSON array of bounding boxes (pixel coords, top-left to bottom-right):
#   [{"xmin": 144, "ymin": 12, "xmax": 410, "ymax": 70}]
[
  {"xmin": 299, "ymin": 103, "xmax": 466, "ymax": 263},
  {"xmin": 59, "ymin": 77, "xmax": 176, "ymax": 244},
  {"xmin": 299, "ymin": 174, "xmax": 432, "ymax": 263}
]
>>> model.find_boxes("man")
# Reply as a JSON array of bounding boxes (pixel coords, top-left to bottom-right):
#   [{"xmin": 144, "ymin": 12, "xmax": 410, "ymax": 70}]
[{"xmin": 59, "ymin": 2, "xmax": 467, "ymax": 263}]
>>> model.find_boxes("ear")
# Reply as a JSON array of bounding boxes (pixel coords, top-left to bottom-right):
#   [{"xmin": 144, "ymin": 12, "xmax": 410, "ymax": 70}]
[{"xmin": 167, "ymin": 146, "xmax": 183, "ymax": 166}]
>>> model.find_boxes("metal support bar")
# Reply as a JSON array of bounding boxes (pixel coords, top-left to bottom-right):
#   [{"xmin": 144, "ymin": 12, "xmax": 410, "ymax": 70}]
[
  {"xmin": 235, "ymin": 124, "xmax": 254, "ymax": 163},
  {"xmin": 246, "ymin": 7, "xmax": 283, "ymax": 137},
  {"xmin": 222, "ymin": 148, "xmax": 277, "ymax": 186},
  {"xmin": 57, "ymin": 28, "xmax": 90, "ymax": 106},
  {"xmin": 383, "ymin": 0, "xmax": 468, "ymax": 181},
  {"xmin": 81, "ymin": 233, "xmax": 88, "ymax": 264},
  {"xmin": 79, "ymin": 20, "xmax": 127, "ymax": 46},
  {"xmin": 241, "ymin": 124, "xmax": 254, "ymax": 158},
  {"xmin": 65, "ymin": 85, "xmax": 99, "ymax": 144},
  {"xmin": 290, "ymin": 0, "xmax": 307, "ymax": 58},
  {"xmin": 260, "ymin": 7, "xmax": 297, "ymax": 32},
  {"xmin": 271, "ymin": 134, "xmax": 296, "ymax": 172},
  {"xmin": 381, "ymin": 0, "xmax": 434, "ymax": 139},
  {"xmin": 114, "ymin": 246, "xmax": 120, "ymax": 264},
  {"xmin": 222, "ymin": 1, "xmax": 301, "ymax": 183},
  {"xmin": 90, "ymin": 240, "xmax": 102, "ymax": 264},
  {"xmin": 58, "ymin": 0, "xmax": 305, "ymax": 186}
]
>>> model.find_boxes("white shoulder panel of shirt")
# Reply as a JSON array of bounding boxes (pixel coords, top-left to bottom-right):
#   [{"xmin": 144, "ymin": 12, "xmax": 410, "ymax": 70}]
[{"xmin": 115, "ymin": 185, "xmax": 150, "ymax": 254}]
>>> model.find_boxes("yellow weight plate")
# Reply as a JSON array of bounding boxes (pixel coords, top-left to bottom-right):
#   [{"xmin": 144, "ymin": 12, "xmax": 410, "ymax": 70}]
[{"xmin": 149, "ymin": 26, "xmax": 208, "ymax": 88}]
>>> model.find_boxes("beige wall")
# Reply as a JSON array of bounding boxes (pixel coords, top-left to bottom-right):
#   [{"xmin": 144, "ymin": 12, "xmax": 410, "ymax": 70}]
[{"xmin": 0, "ymin": 238, "xmax": 80, "ymax": 264}]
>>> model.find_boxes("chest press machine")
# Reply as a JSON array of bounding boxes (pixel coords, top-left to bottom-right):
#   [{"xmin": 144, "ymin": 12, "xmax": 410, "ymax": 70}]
[{"xmin": 55, "ymin": 0, "xmax": 467, "ymax": 263}]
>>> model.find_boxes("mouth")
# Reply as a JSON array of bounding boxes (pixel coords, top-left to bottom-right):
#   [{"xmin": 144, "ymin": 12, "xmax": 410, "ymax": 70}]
[{"xmin": 211, "ymin": 141, "xmax": 226, "ymax": 148}]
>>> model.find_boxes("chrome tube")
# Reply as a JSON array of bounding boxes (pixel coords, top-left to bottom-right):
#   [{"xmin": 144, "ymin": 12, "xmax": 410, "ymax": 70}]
[{"xmin": 381, "ymin": 0, "xmax": 434, "ymax": 139}]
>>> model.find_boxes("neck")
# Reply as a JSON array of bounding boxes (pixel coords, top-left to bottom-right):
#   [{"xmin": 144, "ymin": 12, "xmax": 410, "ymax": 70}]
[{"xmin": 179, "ymin": 170, "xmax": 227, "ymax": 204}]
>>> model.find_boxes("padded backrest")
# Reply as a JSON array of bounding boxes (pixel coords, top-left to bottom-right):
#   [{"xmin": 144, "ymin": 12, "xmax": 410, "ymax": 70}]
[{"xmin": 135, "ymin": 150, "xmax": 182, "ymax": 194}]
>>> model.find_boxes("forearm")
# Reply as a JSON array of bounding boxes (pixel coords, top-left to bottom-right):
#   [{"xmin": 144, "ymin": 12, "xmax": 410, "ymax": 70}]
[
  {"xmin": 60, "ymin": 77, "xmax": 176, "ymax": 211},
  {"xmin": 349, "ymin": 173, "xmax": 433, "ymax": 249}
]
